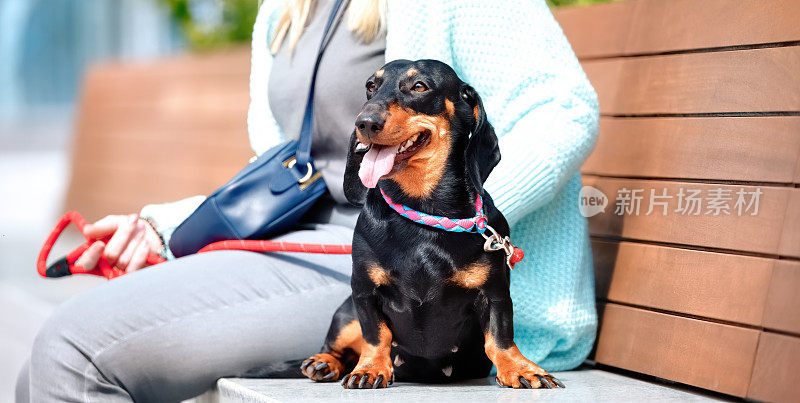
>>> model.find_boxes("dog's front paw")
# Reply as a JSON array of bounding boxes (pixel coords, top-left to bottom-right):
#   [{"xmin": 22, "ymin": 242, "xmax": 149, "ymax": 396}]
[
  {"xmin": 301, "ymin": 353, "xmax": 344, "ymax": 382},
  {"xmin": 488, "ymin": 343, "xmax": 564, "ymax": 389},
  {"xmin": 495, "ymin": 370, "xmax": 564, "ymax": 389},
  {"xmin": 494, "ymin": 357, "xmax": 565, "ymax": 389},
  {"xmin": 341, "ymin": 363, "xmax": 393, "ymax": 389}
]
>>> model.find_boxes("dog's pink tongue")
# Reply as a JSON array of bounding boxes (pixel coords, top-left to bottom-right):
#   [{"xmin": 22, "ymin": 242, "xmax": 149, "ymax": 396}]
[{"xmin": 358, "ymin": 145, "xmax": 397, "ymax": 188}]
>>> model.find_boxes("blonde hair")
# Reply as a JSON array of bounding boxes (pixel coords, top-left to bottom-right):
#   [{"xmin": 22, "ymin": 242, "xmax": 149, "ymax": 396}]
[{"xmin": 269, "ymin": 0, "xmax": 387, "ymax": 54}]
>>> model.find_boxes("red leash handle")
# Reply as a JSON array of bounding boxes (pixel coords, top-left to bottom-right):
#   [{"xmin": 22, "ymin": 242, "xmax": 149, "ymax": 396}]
[
  {"xmin": 37, "ymin": 211, "xmax": 166, "ymax": 280},
  {"xmin": 38, "ymin": 211, "xmax": 352, "ymax": 280}
]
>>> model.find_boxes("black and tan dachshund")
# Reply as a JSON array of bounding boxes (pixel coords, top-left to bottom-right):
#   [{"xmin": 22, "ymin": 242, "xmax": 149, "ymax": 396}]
[{"xmin": 300, "ymin": 59, "xmax": 564, "ymax": 390}]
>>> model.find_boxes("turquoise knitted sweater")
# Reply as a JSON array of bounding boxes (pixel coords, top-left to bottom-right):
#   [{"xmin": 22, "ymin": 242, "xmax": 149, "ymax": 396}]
[{"xmin": 143, "ymin": 0, "xmax": 599, "ymax": 371}]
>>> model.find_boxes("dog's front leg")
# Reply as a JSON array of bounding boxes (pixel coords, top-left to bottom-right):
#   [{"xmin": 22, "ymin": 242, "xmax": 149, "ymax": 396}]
[
  {"xmin": 340, "ymin": 292, "xmax": 393, "ymax": 389},
  {"xmin": 480, "ymin": 285, "xmax": 565, "ymax": 389}
]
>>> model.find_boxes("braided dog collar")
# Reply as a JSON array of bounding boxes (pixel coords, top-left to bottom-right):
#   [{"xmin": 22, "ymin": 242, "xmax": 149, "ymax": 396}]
[
  {"xmin": 378, "ymin": 187, "xmax": 524, "ymax": 269},
  {"xmin": 379, "ymin": 187, "xmax": 487, "ymax": 233}
]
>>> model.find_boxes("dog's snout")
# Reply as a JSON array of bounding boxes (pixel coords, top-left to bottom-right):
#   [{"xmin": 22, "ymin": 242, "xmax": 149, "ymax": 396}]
[{"xmin": 355, "ymin": 113, "xmax": 385, "ymax": 138}]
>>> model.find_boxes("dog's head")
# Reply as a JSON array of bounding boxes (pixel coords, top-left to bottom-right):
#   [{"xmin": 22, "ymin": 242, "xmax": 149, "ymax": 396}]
[{"xmin": 344, "ymin": 59, "xmax": 500, "ymax": 206}]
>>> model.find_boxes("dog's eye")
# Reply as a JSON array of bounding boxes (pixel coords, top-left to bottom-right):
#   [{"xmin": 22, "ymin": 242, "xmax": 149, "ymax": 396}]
[
  {"xmin": 366, "ymin": 82, "xmax": 376, "ymax": 93},
  {"xmin": 413, "ymin": 82, "xmax": 428, "ymax": 92}
]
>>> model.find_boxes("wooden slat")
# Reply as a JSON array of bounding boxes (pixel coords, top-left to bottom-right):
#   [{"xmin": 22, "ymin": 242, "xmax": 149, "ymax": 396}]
[
  {"xmin": 595, "ymin": 303, "xmax": 759, "ymax": 397},
  {"xmin": 84, "ymin": 47, "xmax": 252, "ymax": 77},
  {"xmin": 71, "ymin": 155, "xmax": 247, "ymax": 186},
  {"xmin": 554, "ymin": 0, "xmax": 800, "ymax": 59},
  {"xmin": 74, "ymin": 107, "xmax": 248, "ymax": 142},
  {"xmin": 583, "ymin": 176, "xmax": 800, "ymax": 257},
  {"xmin": 72, "ymin": 129, "xmax": 250, "ymax": 170},
  {"xmin": 582, "ymin": 117, "xmax": 800, "ymax": 183},
  {"xmin": 80, "ymin": 72, "xmax": 248, "ymax": 111},
  {"xmin": 626, "ymin": 0, "xmax": 800, "ymax": 55},
  {"xmin": 64, "ymin": 48, "xmax": 252, "ymax": 219},
  {"xmin": 583, "ymin": 46, "xmax": 800, "ymax": 115},
  {"xmin": 552, "ymin": 0, "xmax": 633, "ymax": 59},
  {"xmin": 779, "ymin": 190, "xmax": 800, "ymax": 256},
  {"xmin": 748, "ymin": 332, "xmax": 800, "ymax": 402},
  {"xmin": 795, "ymin": 156, "xmax": 800, "ymax": 183},
  {"xmin": 762, "ymin": 260, "xmax": 800, "ymax": 335},
  {"xmin": 592, "ymin": 240, "xmax": 773, "ymax": 326},
  {"xmin": 68, "ymin": 158, "xmax": 248, "ymax": 221}
]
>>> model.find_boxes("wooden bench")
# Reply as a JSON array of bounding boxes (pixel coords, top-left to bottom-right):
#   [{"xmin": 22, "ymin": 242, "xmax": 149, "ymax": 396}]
[
  {"xmin": 65, "ymin": 47, "xmax": 254, "ymax": 221},
  {"xmin": 554, "ymin": 0, "xmax": 800, "ymax": 400},
  {"xmin": 65, "ymin": 1, "xmax": 800, "ymax": 400}
]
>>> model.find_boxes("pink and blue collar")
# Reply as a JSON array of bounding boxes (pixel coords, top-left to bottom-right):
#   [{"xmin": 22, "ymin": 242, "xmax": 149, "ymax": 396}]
[{"xmin": 379, "ymin": 188, "xmax": 487, "ymax": 233}]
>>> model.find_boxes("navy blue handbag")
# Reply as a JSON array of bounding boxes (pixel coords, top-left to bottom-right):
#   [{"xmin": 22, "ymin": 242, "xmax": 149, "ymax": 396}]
[{"xmin": 168, "ymin": 0, "xmax": 345, "ymax": 258}]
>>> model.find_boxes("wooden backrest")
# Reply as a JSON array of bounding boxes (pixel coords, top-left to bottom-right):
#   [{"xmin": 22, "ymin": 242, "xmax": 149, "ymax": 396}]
[
  {"xmin": 64, "ymin": 48, "xmax": 253, "ymax": 221},
  {"xmin": 554, "ymin": 1, "xmax": 800, "ymax": 400}
]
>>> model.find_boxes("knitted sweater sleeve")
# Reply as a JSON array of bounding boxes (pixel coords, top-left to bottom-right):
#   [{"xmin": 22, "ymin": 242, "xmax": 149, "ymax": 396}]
[
  {"xmin": 451, "ymin": 0, "xmax": 599, "ymax": 225},
  {"xmin": 387, "ymin": 0, "xmax": 599, "ymax": 225},
  {"xmin": 139, "ymin": 1, "xmax": 285, "ymax": 257}
]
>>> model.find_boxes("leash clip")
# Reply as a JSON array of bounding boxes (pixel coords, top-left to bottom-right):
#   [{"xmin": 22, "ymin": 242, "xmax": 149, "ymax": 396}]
[
  {"xmin": 481, "ymin": 225, "xmax": 504, "ymax": 252},
  {"xmin": 481, "ymin": 225, "xmax": 524, "ymax": 270}
]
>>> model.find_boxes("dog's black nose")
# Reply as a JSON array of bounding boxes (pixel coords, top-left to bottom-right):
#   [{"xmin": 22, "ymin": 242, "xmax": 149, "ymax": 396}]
[{"xmin": 355, "ymin": 113, "xmax": 384, "ymax": 138}]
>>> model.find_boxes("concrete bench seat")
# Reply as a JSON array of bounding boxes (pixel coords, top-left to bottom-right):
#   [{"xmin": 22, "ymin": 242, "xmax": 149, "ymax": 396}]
[{"xmin": 200, "ymin": 369, "xmax": 720, "ymax": 402}]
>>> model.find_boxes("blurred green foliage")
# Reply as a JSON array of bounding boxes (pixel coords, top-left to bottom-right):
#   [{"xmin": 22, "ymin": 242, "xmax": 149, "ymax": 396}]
[
  {"xmin": 156, "ymin": 0, "xmax": 259, "ymax": 50},
  {"xmin": 547, "ymin": 0, "xmax": 617, "ymax": 7}
]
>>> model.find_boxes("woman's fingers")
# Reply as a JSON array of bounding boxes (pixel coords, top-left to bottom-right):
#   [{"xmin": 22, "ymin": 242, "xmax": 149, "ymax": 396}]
[
  {"xmin": 78, "ymin": 213, "xmax": 161, "ymax": 273},
  {"xmin": 140, "ymin": 221, "xmax": 163, "ymax": 252},
  {"xmin": 117, "ymin": 223, "xmax": 146, "ymax": 270},
  {"xmin": 103, "ymin": 215, "xmax": 138, "ymax": 266},
  {"xmin": 74, "ymin": 241, "xmax": 105, "ymax": 270},
  {"xmin": 83, "ymin": 215, "xmax": 124, "ymax": 239},
  {"xmin": 127, "ymin": 238, "xmax": 151, "ymax": 273}
]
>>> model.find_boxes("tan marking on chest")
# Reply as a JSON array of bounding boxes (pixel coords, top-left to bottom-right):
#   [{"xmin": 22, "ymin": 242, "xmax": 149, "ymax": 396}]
[
  {"xmin": 450, "ymin": 258, "xmax": 490, "ymax": 288},
  {"xmin": 367, "ymin": 264, "xmax": 393, "ymax": 286}
]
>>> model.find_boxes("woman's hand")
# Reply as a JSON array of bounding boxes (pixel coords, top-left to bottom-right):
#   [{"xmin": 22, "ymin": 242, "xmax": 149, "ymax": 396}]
[{"xmin": 75, "ymin": 214, "xmax": 163, "ymax": 273}]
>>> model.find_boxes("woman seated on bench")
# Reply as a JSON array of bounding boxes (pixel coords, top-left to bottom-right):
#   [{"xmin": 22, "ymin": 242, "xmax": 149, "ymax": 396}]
[{"xmin": 16, "ymin": 0, "xmax": 598, "ymax": 401}]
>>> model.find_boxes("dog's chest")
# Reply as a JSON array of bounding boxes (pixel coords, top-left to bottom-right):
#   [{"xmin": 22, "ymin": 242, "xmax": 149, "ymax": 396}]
[
  {"xmin": 359, "ymin": 215, "xmax": 498, "ymax": 358},
  {"xmin": 379, "ymin": 274, "xmax": 479, "ymax": 358},
  {"xmin": 379, "ymin": 244, "xmax": 487, "ymax": 300},
  {"xmin": 371, "ymin": 248, "xmax": 486, "ymax": 349}
]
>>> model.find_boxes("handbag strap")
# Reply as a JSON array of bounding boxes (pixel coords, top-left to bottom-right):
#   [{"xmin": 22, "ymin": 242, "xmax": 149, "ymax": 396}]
[{"xmin": 295, "ymin": 0, "xmax": 347, "ymax": 168}]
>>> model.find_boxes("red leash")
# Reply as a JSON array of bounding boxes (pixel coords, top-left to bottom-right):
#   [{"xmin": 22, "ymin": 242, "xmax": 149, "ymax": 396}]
[{"xmin": 37, "ymin": 211, "xmax": 352, "ymax": 280}]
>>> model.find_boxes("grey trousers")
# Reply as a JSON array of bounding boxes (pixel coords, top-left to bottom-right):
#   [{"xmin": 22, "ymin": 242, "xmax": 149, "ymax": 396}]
[{"xmin": 16, "ymin": 215, "xmax": 355, "ymax": 402}]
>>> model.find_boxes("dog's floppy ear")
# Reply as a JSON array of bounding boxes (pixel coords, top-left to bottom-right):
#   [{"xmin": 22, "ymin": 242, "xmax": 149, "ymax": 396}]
[
  {"xmin": 461, "ymin": 84, "xmax": 500, "ymax": 195},
  {"xmin": 343, "ymin": 130, "xmax": 368, "ymax": 206}
]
